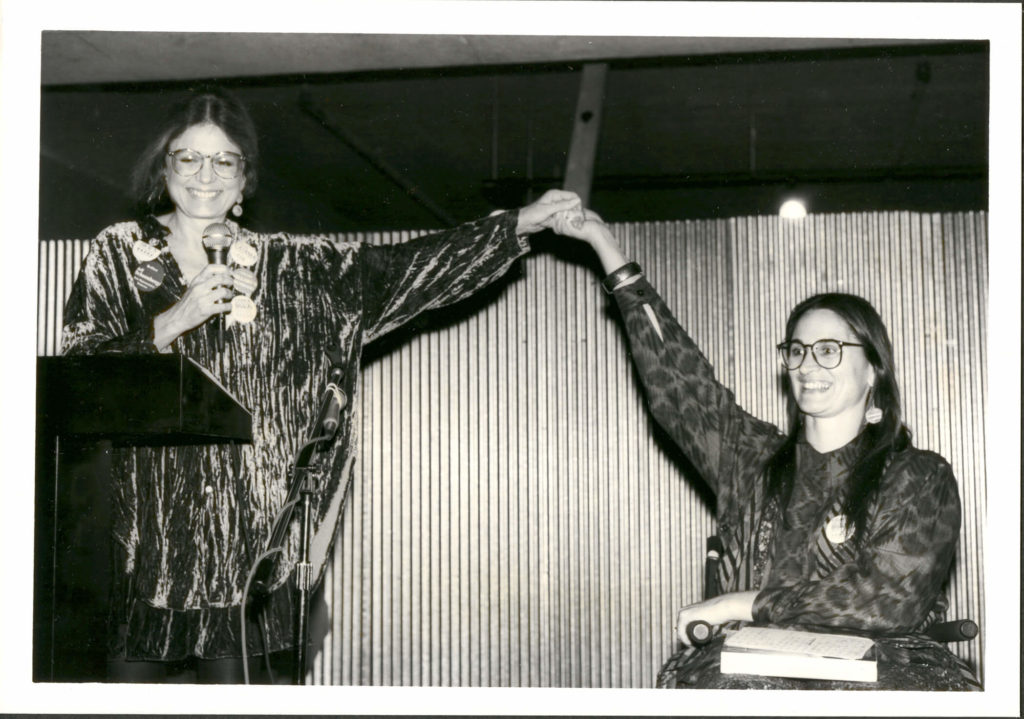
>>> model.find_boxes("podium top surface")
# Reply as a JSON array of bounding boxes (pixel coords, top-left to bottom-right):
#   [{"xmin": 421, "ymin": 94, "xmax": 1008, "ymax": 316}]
[{"xmin": 37, "ymin": 355, "xmax": 252, "ymax": 445}]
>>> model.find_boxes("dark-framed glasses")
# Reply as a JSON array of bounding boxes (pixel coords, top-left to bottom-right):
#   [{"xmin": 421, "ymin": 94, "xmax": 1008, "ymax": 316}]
[
  {"xmin": 166, "ymin": 149, "xmax": 245, "ymax": 179},
  {"xmin": 776, "ymin": 339, "xmax": 863, "ymax": 370}
]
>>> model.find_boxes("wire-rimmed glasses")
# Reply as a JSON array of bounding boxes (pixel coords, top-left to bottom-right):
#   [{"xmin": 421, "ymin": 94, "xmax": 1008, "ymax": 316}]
[
  {"xmin": 776, "ymin": 339, "xmax": 864, "ymax": 370},
  {"xmin": 166, "ymin": 149, "xmax": 246, "ymax": 179}
]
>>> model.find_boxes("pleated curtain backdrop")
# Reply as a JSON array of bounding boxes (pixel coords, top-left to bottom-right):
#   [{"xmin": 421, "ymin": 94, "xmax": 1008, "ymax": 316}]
[{"xmin": 37, "ymin": 211, "xmax": 987, "ymax": 688}]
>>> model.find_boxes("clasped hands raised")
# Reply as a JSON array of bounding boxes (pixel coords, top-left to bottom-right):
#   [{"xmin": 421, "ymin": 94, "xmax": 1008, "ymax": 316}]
[
  {"xmin": 515, "ymin": 191, "xmax": 628, "ymax": 279},
  {"xmin": 514, "ymin": 189, "xmax": 612, "ymax": 243}
]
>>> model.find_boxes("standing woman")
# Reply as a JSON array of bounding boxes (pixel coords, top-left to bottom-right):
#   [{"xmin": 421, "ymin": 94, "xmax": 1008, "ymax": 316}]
[
  {"xmin": 557, "ymin": 212, "xmax": 979, "ymax": 690},
  {"xmin": 61, "ymin": 87, "xmax": 583, "ymax": 683}
]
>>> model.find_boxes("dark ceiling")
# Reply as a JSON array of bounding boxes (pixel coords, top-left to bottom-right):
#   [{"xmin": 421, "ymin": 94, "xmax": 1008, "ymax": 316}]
[{"xmin": 39, "ymin": 33, "xmax": 988, "ymax": 239}]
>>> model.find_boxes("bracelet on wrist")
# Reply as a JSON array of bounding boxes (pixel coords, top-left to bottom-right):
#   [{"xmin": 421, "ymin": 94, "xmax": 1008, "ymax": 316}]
[{"xmin": 601, "ymin": 261, "xmax": 643, "ymax": 294}]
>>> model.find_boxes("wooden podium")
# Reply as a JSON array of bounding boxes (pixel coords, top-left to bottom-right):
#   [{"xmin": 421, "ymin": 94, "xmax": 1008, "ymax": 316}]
[{"xmin": 34, "ymin": 355, "xmax": 252, "ymax": 682}]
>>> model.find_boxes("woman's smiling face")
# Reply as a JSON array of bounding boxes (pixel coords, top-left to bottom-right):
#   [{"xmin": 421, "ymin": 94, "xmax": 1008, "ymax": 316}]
[
  {"xmin": 164, "ymin": 122, "xmax": 246, "ymax": 222},
  {"xmin": 788, "ymin": 308, "xmax": 876, "ymax": 423}
]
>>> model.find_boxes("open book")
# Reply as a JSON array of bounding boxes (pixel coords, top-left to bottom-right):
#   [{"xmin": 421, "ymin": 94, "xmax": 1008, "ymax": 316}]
[{"xmin": 720, "ymin": 626, "xmax": 877, "ymax": 683}]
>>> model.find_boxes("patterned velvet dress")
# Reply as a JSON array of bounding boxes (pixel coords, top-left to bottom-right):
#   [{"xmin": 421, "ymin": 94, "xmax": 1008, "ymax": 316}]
[
  {"xmin": 607, "ymin": 276, "xmax": 979, "ymax": 690},
  {"xmin": 61, "ymin": 212, "xmax": 528, "ymax": 661}
]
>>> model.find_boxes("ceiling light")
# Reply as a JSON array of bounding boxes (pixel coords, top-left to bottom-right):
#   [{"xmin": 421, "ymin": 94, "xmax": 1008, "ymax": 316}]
[{"xmin": 779, "ymin": 199, "xmax": 807, "ymax": 219}]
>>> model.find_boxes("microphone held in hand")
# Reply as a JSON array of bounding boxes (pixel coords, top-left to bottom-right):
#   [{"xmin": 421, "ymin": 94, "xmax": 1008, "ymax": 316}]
[
  {"xmin": 202, "ymin": 222, "xmax": 234, "ymax": 351},
  {"xmin": 202, "ymin": 222, "xmax": 233, "ymax": 264}
]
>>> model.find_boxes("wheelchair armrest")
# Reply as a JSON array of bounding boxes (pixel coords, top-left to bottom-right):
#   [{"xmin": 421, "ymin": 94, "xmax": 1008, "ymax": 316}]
[{"xmin": 924, "ymin": 619, "xmax": 978, "ymax": 642}]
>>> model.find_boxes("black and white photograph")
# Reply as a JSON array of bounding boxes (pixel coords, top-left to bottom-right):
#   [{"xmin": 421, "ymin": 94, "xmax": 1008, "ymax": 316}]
[{"xmin": 1, "ymin": 1, "xmax": 1019, "ymax": 715}]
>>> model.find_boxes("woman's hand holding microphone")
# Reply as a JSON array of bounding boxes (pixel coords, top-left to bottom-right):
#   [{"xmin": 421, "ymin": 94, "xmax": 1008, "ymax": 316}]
[{"xmin": 152, "ymin": 264, "xmax": 235, "ymax": 351}]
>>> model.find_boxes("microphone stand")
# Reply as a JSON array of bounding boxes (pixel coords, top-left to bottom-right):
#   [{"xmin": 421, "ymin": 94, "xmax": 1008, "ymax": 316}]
[
  {"xmin": 291, "ymin": 441, "xmax": 319, "ymax": 684},
  {"xmin": 248, "ymin": 349, "xmax": 346, "ymax": 685}
]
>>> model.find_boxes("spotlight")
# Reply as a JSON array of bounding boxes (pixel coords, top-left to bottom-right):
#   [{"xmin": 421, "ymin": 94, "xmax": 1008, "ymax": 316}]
[{"xmin": 779, "ymin": 199, "xmax": 807, "ymax": 219}]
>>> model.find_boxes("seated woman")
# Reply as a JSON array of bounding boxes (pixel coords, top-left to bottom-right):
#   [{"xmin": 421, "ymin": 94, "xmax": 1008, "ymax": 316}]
[{"xmin": 557, "ymin": 211, "xmax": 979, "ymax": 690}]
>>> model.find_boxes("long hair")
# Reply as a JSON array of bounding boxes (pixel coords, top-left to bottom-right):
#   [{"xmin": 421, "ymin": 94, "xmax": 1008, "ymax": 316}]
[
  {"xmin": 130, "ymin": 86, "xmax": 260, "ymax": 215},
  {"xmin": 764, "ymin": 293, "xmax": 911, "ymax": 544}
]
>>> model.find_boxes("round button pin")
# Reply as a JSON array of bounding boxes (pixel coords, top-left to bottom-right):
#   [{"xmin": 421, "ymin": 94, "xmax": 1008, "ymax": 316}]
[
  {"xmin": 229, "ymin": 240, "xmax": 258, "ymax": 267},
  {"xmin": 825, "ymin": 514, "xmax": 852, "ymax": 544},
  {"xmin": 133, "ymin": 261, "xmax": 166, "ymax": 292},
  {"xmin": 229, "ymin": 295, "xmax": 258, "ymax": 324},
  {"xmin": 132, "ymin": 240, "xmax": 161, "ymax": 263}
]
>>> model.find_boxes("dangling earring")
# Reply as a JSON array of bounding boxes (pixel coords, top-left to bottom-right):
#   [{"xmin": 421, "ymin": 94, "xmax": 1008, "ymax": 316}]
[
  {"xmin": 231, "ymin": 201, "xmax": 243, "ymax": 217},
  {"xmin": 865, "ymin": 388, "xmax": 882, "ymax": 424}
]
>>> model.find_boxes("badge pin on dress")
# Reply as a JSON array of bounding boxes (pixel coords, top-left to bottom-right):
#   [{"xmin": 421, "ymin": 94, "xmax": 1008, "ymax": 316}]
[
  {"xmin": 132, "ymin": 239, "xmax": 162, "ymax": 263},
  {"xmin": 226, "ymin": 294, "xmax": 258, "ymax": 327},
  {"xmin": 133, "ymin": 260, "xmax": 166, "ymax": 292},
  {"xmin": 229, "ymin": 239, "xmax": 258, "ymax": 267},
  {"xmin": 230, "ymin": 268, "xmax": 258, "ymax": 297},
  {"xmin": 825, "ymin": 514, "xmax": 853, "ymax": 544}
]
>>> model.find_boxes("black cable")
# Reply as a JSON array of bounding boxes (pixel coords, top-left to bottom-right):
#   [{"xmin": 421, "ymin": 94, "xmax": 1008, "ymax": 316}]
[
  {"xmin": 257, "ymin": 608, "xmax": 275, "ymax": 684},
  {"xmin": 231, "ymin": 441, "xmax": 272, "ymax": 683}
]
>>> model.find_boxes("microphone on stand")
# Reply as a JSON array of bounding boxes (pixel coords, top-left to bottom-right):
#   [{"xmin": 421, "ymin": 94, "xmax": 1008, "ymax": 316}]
[
  {"xmin": 202, "ymin": 222, "xmax": 233, "ymax": 352},
  {"xmin": 313, "ymin": 346, "xmax": 347, "ymax": 443},
  {"xmin": 320, "ymin": 373, "xmax": 347, "ymax": 437}
]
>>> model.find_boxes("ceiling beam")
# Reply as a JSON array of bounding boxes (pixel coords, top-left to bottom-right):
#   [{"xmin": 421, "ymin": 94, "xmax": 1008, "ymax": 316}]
[
  {"xmin": 485, "ymin": 165, "xmax": 986, "ymax": 199},
  {"xmin": 563, "ymin": 63, "xmax": 608, "ymax": 207}
]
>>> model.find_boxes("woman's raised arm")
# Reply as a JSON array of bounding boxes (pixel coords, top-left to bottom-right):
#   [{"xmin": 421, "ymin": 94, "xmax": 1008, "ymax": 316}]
[{"xmin": 555, "ymin": 212, "xmax": 783, "ymax": 495}]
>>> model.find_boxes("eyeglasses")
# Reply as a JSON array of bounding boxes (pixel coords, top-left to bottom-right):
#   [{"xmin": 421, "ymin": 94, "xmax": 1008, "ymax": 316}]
[
  {"xmin": 166, "ymin": 149, "xmax": 245, "ymax": 179},
  {"xmin": 776, "ymin": 339, "xmax": 864, "ymax": 370}
]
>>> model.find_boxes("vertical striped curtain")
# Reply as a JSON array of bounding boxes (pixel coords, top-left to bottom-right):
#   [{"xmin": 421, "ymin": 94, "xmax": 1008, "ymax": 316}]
[{"xmin": 37, "ymin": 211, "xmax": 987, "ymax": 687}]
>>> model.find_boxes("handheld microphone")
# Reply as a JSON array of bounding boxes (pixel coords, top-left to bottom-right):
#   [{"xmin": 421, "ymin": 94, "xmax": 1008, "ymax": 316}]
[
  {"xmin": 202, "ymin": 222, "xmax": 233, "ymax": 263},
  {"xmin": 202, "ymin": 222, "xmax": 233, "ymax": 351}
]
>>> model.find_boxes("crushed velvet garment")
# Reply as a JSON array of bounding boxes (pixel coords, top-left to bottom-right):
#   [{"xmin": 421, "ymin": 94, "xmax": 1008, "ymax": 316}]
[
  {"xmin": 608, "ymin": 277, "xmax": 978, "ymax": 690},
  {"xmin": 61, "ymin": 212, "xmax": 528, "ymax": 660}
]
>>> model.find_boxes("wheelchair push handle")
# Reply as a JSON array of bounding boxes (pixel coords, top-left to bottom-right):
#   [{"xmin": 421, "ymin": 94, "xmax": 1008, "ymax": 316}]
[{"xmin": 685, "ymin": 620, "xmax": 714, "ymax": 646}]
